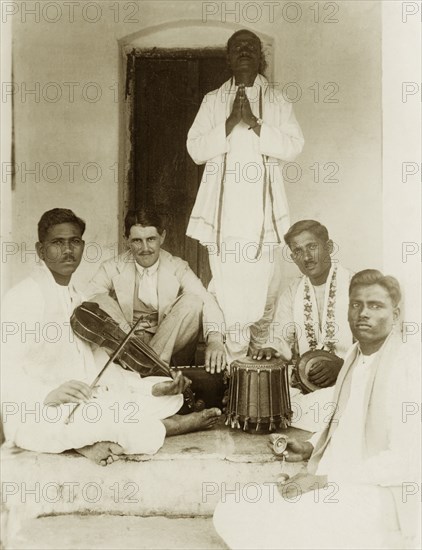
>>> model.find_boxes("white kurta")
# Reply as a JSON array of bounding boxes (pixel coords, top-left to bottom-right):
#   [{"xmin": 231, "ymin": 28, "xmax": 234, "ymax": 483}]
[
  {"xmin": 312, "ymin": 351, "xmax": 377, "ymax": 479},
  {"xmin": 187, "ymin": 75, "xmax": 304, "ymax": 361},
  {"xmin": 1, "ymin": 263, "xmax": 182, "ymax": 456},
  {"xmin": 253, "ymin": 263, "xmax": 353, "ymax": 431},
  {"xmin": 213, "ymin": 337, "xmax": 421, "ymax": 549}
]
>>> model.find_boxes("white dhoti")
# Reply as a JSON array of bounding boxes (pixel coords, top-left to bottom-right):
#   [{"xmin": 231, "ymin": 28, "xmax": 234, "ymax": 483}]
[
  {"xmin": 215, "ymin": 336, "xmax": 421, "ymax": 550},
  {"xmin": 209, "ymin": 240, "xmax": 275, "ymax": 363},
  {"xmin": 1, "ymin": 265, "xmax": 185, "ymax": 457},
  {"xmin": 11, "ymin": 361, "xmax": 183, "ymax": 456},
  {"xmin": 213, "ymin": 482, "xmax": 403, "ymax": 550},
  {"xmin": 208, "ymin": 120, "xmax": 282, "ymax": 363},
  {"xmin": 187, "ymin": 75, "xmax": 304, "ymax": 364}
]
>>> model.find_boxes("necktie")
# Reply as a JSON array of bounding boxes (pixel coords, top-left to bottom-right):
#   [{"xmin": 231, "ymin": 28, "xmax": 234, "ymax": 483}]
[{"xmin": 138, "ymin": 267, "xmax": 158, "ymax": 310}]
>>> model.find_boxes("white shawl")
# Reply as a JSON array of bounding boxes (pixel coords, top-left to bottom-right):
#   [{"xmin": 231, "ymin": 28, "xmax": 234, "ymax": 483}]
[{"xmin": 186, "ymin": 74, "xmax": 304, "ymax": 246}]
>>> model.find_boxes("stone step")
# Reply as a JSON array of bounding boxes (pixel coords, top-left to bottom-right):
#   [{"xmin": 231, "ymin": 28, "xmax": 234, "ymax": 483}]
[
  {"xmin": 2, "ymin": 423, "xmax": 310, "ymax": 548},
  {"xmin": 7, "ymin": 514, "xmax": 229, "ymax": 550},
  {"xmin": 2, "ymin": 423, "xmax": 309, "ymax": 519}
]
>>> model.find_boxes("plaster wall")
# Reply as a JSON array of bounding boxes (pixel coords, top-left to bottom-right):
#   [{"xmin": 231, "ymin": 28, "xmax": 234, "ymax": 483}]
[{"xmin": 5, "ymin": 1, "xmax": 382, "ymax": 292}]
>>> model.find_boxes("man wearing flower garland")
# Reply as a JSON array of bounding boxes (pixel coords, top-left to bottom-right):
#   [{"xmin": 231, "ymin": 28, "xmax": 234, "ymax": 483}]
[{"xmin": 251, "ymin": 220, "xmax": 353, "ymax": 431}]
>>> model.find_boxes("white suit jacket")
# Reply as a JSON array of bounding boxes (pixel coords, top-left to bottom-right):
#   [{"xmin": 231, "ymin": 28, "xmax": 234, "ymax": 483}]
[{"xmin": 86, "ymin": 249, "xmax": 225, "ymax": 335}]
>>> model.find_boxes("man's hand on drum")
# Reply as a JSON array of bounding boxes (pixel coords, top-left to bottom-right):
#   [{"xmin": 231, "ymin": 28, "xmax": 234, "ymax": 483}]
[
  {"xmin": 308, "ymin": 357, "xmax": 344, "ymax": 388},
  {"xmin": 252, "ymin": 347, "xmax": 281, "ymax": 361},
  {"xmin": 281, "ymin": 437, "xmax": 314, "ymax": 462},
  {"xmin": 205, "ymin": 332, "xmax": 227, "ymax": 374},
  {"xmin": 152, "ymin": 370, "xmax": 192, "ymax": 397}
]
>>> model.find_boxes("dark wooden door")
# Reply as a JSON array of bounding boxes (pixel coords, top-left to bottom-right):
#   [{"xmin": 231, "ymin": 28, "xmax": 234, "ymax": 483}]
[{"xmin": 130, "ymin": 50, "xmax": 231, "ymax": 286}]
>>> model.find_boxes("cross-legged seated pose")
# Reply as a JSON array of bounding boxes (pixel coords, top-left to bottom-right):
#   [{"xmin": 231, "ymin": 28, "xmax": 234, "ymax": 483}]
[
  {"xmin": 250, "ymin": 220, "xmax": 353, "ymax": 431},
  {"xmin": 1, "ymin": 209, "xmax": 221, "ymax": 466},
  {"xmin": 86, "ymin": 207, "xmax": 226, "ymax": 374},
  {"xmin": 214, "ymin": 270, "xmax": 420, "ymax": 549}
]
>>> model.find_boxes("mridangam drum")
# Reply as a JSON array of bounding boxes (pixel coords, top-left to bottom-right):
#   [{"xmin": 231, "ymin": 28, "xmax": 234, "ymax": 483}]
[{"xmin": 225, "ymin": 356, "xmax": 292, "ymax": 432}]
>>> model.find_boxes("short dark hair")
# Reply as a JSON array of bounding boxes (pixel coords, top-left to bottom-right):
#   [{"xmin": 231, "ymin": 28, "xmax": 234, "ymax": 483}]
[
  {"xmin": 38, "ymin": 208, "xmax": 86, "ymax": 242},
  {"xmin": 124, "ymin": 208, "xmax": 165, "ymax": 238},
  {"xmin": 226, "ymin": 29, "xmax": 268, "ymax": 75},
  {"xmin": 284, "ymin": 220, "xmax": 329, "ymax": 248},
  {"xmin": 349, "ymin": 269, "xmax": 402, "ymax": 307}
]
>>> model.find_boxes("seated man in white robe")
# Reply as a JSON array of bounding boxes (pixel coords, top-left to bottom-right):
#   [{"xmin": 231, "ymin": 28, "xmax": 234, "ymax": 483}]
[
  {"xmin": 250, "ymin": 220, "xmax": 353, "ymax": 431},
  {"xmin": 214, "ymin": 270, "xmax": 420, "ymax": 550},
  {"xmin": 1, "ymin": 208, "xmax": 221, "ymax": 466}
]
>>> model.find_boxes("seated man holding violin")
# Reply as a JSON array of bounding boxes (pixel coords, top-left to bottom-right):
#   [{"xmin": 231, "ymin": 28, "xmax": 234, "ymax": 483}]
[
  {"xmin": 250, "ymin": 220, "xmax": 353, "ymax": 432},
  {"xmin": 1, "ymin": 208, "xmax": 222, "ymax": 467}
]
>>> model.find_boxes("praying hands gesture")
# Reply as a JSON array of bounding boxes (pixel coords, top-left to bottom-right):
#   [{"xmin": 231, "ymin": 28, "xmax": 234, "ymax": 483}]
[{"xmin": 225, "ymin": 84, "xmax": 260, "ymax": 136}]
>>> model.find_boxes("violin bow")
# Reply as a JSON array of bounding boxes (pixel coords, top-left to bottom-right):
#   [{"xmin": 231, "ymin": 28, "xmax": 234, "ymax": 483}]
[{"xmin": 65, "ymin": 314, "xmax": 146, "ymax": 425}]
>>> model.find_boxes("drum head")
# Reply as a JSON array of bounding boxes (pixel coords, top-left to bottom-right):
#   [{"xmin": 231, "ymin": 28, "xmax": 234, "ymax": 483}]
[
  {"xmin": 231, "ymin": 355, "xmax": 286, "ymax": 370},
  {"xmin": 296, "ymin": 350, "xmax": 339, "ymax": 393}
]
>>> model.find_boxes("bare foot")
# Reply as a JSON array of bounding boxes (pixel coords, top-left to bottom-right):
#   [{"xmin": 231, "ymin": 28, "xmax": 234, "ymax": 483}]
[
  {"xmin": 76, "ymin": 441, "xmax": 124, "ymax": 467},
  {"xmin": 163, "ymin": 408, "xmax": 222, "ymax": 436}
]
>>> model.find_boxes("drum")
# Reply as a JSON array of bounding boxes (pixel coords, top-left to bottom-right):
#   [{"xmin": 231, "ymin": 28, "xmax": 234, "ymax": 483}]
[
  {"xmin": 225, "ymin": 356, "xmax": 292, "ymax": 432},
  {"xmin": 295, "ymin": 349, "xmax": 343, "ymax": 394}
]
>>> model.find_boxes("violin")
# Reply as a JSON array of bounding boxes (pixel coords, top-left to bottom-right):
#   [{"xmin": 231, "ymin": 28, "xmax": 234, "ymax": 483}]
[{"xmin": 70, "ymin": 302, "xmax": 195, "ymax": 408}]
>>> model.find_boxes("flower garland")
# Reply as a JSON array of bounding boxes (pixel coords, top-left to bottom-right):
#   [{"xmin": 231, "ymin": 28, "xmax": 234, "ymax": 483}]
[{"xmin": 303, "ymin": 267, "xmax": 338, "ymax": 354}]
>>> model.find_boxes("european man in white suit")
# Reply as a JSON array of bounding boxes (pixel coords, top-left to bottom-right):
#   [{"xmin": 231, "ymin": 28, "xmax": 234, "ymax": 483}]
[{"xmin": 87, "ymin": 208, "xmax": 226, "ymax": 373}]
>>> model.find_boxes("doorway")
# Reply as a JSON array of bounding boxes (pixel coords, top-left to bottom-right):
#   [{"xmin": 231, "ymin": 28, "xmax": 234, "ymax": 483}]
[{"xmin": 126, "ymin": 48, "xmax": 231, "ymax": 286}]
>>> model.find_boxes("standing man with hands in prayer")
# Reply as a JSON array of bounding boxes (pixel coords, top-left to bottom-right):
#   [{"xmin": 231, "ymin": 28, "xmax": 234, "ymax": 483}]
[{"xmin": 187, "ymin": 29, "xmax": 305, "ymax": 364}]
